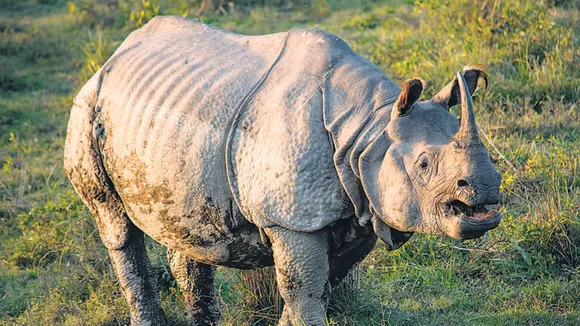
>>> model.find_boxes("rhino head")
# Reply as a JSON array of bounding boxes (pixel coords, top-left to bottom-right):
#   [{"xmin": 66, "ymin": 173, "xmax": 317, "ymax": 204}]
[{"xmin": 362, "ymin": 67, "xmax": 501, "ymax": 244}]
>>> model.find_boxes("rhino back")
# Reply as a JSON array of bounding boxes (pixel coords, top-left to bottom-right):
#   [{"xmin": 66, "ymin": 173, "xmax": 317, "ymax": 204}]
[{"xmin": 92, "ymin": 16, "xmax": 285, "ymax": 260}]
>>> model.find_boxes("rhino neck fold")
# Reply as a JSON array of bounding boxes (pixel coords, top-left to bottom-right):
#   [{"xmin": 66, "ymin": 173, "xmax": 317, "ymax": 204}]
[{"xmin": 323, "ymin": 61, "xmax": 400, "ymax": 223}]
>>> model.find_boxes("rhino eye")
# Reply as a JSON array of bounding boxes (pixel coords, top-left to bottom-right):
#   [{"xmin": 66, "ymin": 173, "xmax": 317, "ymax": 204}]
[{"xmin": 418, "ymin": 155, "xmax": 429, "ymax": 170}]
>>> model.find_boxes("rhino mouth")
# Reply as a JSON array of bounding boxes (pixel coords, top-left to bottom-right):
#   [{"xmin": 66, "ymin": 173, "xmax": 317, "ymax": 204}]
[{"xmin": 443, "ymin": 199, "xmax": 501, "ymax": 239}]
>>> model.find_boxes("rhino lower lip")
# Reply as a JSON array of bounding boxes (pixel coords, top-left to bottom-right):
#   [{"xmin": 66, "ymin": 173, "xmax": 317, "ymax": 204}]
[{"xmin": 444, "ymin": 199, "xmax": 500, "ymax": 226}]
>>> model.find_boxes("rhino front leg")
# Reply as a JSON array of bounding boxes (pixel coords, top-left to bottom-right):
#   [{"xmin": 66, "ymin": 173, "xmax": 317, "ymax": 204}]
[
  {"xmin": 265, "ymin": 227, "xmax": 330, "ymax": 326},
  {"xmin": 329, "ymin": 233, "xmax": 377, "ymax": 288},
  {"xmin": 167, "ymin": 249, "xmax": 219, "ymax": 325}
]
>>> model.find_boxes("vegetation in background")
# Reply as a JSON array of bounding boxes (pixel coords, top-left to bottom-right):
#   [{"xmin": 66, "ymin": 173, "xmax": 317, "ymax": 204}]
[{"xmin": 1, "ymin": 0, "xmax": 579, "ymax": 324}]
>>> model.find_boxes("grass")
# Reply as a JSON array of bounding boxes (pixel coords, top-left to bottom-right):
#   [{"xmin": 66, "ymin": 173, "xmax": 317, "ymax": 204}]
[{"xmin": 1, "ymin": 0, "xmax": 579, "ymax": 325}]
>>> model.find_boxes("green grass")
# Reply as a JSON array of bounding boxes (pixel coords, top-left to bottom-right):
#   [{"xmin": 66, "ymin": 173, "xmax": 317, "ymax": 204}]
[{"xmin": 1, "ymin": 0, "xmax": 579, "ymax": 325}]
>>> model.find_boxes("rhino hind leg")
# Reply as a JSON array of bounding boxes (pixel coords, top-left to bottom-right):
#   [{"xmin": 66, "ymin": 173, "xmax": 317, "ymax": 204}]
[
  {"xmin": 64, "ymin": 89, "xmax": 166, "ymax": 325},
  {"xmin": 167, "ymin": 249, "xmax": 219, "ymax": 326},
  {"xmin": 265, "ymin": 227, "xmax": 331, "ymax": 326},
  {"xmin": 66, "ymin": 161, "xmax": 167, "ymax": 325},
  {"xmin": 109, "ymin": 228, "xmax": 167, "ymax": 325},
  {"xmin": 67, "ymin": 169, "xmax": 167, "ymax": 326}
]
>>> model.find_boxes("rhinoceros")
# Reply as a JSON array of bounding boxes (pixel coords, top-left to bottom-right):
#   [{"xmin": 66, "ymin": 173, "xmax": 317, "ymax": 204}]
[{"xmin": 64, "ymin": 15, "xmax": 502, "ymax": 326}]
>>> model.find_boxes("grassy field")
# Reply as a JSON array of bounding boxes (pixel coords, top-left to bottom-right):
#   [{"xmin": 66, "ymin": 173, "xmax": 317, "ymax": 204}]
[{"xmin": 1, "ymin": 0, "xmax": 579, "ymax": 325}]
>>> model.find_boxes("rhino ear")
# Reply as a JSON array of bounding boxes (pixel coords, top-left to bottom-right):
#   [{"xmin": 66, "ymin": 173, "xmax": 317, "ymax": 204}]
[
  {"xmin": 392, "ymin": 78, "xmax": 425, "ymax": 118},
  {"xmin": 432, "ymin": 65, "xmax": 489, "ymax": 110}
]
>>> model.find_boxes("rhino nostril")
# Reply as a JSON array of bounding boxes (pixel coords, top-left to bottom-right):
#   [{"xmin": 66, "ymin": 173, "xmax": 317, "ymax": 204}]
[{"xmin": 457, "ymin": 179, "xmax": 469, "ymax": 188}]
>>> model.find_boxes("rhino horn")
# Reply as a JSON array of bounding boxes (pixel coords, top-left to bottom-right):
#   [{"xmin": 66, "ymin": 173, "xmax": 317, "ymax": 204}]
[
  {"xmin": 453, "ymin": 71, "xmax": 484, "ymax": 148},
  {"xmin": 391, "ymin": 78, "xmax": 425, "ymax": 119}
]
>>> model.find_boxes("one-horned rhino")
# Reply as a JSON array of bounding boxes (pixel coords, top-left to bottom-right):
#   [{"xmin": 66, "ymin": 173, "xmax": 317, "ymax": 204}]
[{"xmin": 64, "ymin": 16, "xmax": 502, "ymax": 326}]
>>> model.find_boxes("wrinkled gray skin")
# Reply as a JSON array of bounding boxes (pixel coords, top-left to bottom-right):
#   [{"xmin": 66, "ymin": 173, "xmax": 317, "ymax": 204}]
[{"xmin": 64, "ymin": 16, "xmax": 501, "ymax": 326}]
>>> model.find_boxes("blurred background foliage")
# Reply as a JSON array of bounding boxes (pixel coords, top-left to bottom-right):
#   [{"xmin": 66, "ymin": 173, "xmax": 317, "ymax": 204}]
[{"xmin": 1, "ymin": 0, "xmax": 579, "ymax": 325}]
